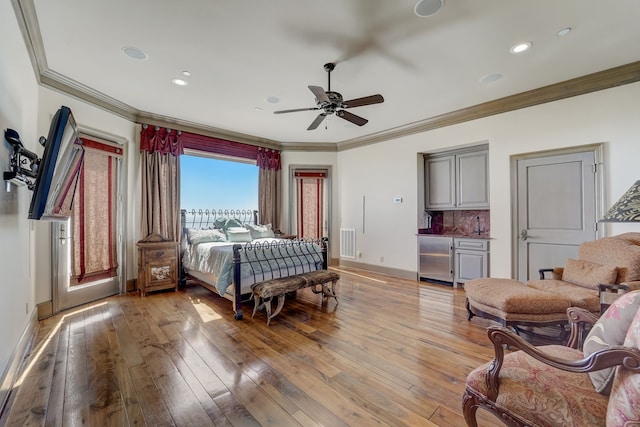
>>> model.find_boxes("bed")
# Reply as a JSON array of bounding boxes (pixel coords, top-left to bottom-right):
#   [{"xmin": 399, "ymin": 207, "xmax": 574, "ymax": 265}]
[{"xmin": 180, "ymin": 209, "xmax": 328, "ymax": 319}]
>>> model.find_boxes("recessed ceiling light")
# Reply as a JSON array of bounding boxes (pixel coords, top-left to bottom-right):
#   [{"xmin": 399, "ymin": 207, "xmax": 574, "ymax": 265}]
[
  {"xmin": 509, "ymin": 42, "xmax": 532, "ymax": 54},
  {"xmin": 414, "ymin": 0, "xmax": 445, "ymax": 17},
  {"xmin": 122, "ymin": 46, "xmax": 148, "ymax": 60},
  {"xmin": 480, "ymin": 73, "xmax": 503, "ymax": 84},
  {"xmin": 172, "ymin": 78, "xmax": 188, "ymax": 86},
  {"xmin": 266, "ymin": 96, "xmax": 280, "ymax": 104},
  {"xmin": 557, "ymin": 27, "xmax": 572, "ymax": 36},
  {"xmin": 182, "ymin": 70, "xmax": 192, "ymax": 77}
]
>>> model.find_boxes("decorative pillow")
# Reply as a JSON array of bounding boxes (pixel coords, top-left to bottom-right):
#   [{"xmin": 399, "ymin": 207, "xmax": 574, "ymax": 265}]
[
  {"xmin": 187, "ymin": 228, "xmax": 226, "ymax": 245},
  {"xmin": 245, "ymin": 223, "xmax": 275, "ymax": 239},
  {"xmin": 583, "ymin": 291, "xmax": 640, "ymax": 394},
  {"xmin": 226, "ymin": 227, "xmax": 252, "ymax": 242},
  {"xmin": 213, "ymin": 217, "xmax": 244, "ymax": 231},
  {"xmin": 606, "ymin": 299, "xmax": 640, "ymax": 425},
  {"xmin": 579, "ymin": 237, "xmax": 640, "ymax": 282},
  {"xmin": 562, "ymin": 258, "xmax": 618, "ymax": 290}
]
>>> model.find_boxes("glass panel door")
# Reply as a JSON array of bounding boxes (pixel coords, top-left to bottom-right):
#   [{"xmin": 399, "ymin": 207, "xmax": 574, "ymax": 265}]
[{"xmin": 53, "ymin": 138, "xmax": 123, "ymax": 312}]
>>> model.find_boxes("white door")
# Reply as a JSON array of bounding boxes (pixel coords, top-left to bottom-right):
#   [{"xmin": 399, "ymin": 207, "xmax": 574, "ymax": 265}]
[
  {"xmin": 515, "ymin": 148, "xmax": 601, "ymax": 281},
  {"xmin": 52, "ymin": 137, "xmax": 124, "ymax": 312}
]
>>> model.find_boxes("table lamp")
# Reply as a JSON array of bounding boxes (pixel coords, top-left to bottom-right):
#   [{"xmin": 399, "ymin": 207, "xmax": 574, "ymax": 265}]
[{"xmin": 600, "ymin": 180, "xmax": 640, "ymax": 222}]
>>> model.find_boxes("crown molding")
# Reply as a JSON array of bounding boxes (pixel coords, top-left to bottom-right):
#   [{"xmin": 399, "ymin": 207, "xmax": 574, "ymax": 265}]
[
  {"xmin": 14, "ymin": 0, "xmax": 640, "ymax": 154},
  {"xmin": 337, "ymin": 61, "xmax": 640, "ymax": 151},
  {"xmin": 277, "ymin": 142, "xmax": 338, "ymax": 152}
]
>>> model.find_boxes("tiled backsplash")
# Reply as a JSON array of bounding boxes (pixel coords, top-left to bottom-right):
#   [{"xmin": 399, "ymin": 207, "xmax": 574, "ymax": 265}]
[{"xmin": 428, "ymin": 210, "xmax": 490, "ymax": 236}]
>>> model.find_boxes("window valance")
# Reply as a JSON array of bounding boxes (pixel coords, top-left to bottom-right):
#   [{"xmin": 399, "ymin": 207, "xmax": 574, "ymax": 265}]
[
  {"xmin": 140, "ymin": 125, "xmax": 183, "ymax": 156},
  {"xmin": 257, "ymin": 148, "xmax": 281, "ymax": 171}
]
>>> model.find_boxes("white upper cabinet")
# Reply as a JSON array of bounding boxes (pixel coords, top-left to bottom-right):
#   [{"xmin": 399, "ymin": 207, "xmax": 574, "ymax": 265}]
[{"xmin": 425, "ymin": 148, "xmax": 489, "ymax": 210}]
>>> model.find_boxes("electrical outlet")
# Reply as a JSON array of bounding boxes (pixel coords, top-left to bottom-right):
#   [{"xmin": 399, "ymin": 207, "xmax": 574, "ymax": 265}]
[{"xmin": 380, "ymin": 256, "xmax": 384, "ymax": 262}]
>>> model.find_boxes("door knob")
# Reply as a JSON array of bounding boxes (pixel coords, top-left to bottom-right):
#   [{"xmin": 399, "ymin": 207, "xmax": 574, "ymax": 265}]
[{"xmin": 520, "ymin": 229, "xmax": 528, "ymax": 241}]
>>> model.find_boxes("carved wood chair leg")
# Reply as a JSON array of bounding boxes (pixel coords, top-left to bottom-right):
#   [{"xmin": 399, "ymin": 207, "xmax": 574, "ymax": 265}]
[{"xmin": 461, "ymin": 389, "xmax": 480, "ymax": 427}]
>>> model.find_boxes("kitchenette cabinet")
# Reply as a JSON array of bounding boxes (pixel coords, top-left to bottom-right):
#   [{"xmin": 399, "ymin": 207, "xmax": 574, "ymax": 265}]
[
  {"xmin": 454, "ymin": 238, "xmax": 490, "ymax": 286},
  {"xmin": 425, "ymin": 148, "xmax": 489, "ymax": 210}
]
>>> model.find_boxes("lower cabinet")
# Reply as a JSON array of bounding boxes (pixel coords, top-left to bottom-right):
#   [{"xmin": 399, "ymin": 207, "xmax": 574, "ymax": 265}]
[{"xmin": 454, "ymin": 238, "xmax": 490, "ymax": 287}]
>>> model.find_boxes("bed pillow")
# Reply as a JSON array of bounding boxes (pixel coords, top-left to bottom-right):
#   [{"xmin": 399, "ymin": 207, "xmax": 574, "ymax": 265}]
[
  {"xmin": 213, "ymin": 217, "xmax": 244, "ymax": 231},
  {"xmin": 246, "ymin": 223, "xmax": 275, "ymax": 239},
  {"xmin": 561, "ymin": 258, "xmax": 618, "ymax": 290},
  {"xmin": 226, "ymin": 227, "xmax": 253, "ymax": 242},
  {"xmin": 187, "ymin": 228, "xmax": 226, "ymax": 245}
]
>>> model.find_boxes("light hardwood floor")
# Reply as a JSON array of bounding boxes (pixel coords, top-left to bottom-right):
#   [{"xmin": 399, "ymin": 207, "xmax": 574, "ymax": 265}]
[{"xmin": 1, "ymin": 267, "xmax": 506, "ymax": 426}]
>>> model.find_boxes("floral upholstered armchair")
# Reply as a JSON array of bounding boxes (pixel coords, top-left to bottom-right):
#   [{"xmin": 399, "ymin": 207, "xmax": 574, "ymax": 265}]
[{"xmin": 463, "ymin": 291, "xmax": 640, "ymax": 426}]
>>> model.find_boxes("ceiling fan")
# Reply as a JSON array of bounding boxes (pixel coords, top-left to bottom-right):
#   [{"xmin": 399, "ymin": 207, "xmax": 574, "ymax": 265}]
[{"xmin": 274, "ymin": 63, "xmax": 384, "ymax": 130}]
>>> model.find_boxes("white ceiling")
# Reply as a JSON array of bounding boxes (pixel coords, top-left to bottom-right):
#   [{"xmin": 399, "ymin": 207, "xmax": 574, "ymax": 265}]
[{"xmin": 23, "ymin": 0, "xmax": 640, "ymax": 146}]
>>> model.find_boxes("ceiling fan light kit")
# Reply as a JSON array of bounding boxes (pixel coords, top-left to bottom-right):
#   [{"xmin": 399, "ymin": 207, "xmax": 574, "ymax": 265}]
[
  {"xmin": 274, "ymin": 63, "xmax": 384, "ymax": 130},
  {"xmin": 414, "ymin": 0, "xmax": 445, "ymax": 17}
]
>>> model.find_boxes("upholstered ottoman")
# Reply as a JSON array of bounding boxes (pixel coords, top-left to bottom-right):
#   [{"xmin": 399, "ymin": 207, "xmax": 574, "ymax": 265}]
[{"xmin": 465, "ymin": 278, "xmax": 572, "ymax": 329}]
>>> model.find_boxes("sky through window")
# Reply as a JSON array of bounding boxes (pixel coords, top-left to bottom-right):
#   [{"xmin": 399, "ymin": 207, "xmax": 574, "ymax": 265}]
[{"xmin": 180, "ymin": 155, "xmax": 258, "ymax": 211}]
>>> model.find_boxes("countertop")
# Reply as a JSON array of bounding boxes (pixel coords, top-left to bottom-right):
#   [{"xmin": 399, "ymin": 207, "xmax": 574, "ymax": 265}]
[{"xmin": 417, "ymin": 232, "xmax": 491, "ymax": 239}]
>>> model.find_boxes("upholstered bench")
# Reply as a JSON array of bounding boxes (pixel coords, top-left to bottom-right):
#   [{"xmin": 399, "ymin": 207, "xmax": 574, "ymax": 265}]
[
  {"xmin": 465, "ymin": 278, "xmax": 572, "ymax": 330},
  {"xmin": 251, "ymin": 270, "xmax": 340, "ymax": 325}
]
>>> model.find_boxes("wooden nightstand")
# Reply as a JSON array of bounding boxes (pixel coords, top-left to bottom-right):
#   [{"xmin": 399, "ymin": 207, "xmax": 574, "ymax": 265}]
[{"xmin": 136, "ymin": 233, "xmax": 179, "ymax": 297}]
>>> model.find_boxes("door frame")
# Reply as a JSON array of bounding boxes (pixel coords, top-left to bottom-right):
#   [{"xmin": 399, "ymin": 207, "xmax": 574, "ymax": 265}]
[
  {"xmin": 51, "ymin": 126, "xmax": 128, "ymax": 314},
  {"xmin": 510, "ymin": 143, "xmax": 605, "ymax": 279}
]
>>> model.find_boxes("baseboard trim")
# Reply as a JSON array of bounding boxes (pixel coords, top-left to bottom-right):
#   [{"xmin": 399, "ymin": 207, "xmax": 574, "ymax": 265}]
[
  {"xmin": 0, "ymin": 309, "xmax": 38, "ymax": 420},
  {"xmin": 338, "ymin": 259, "xmax": 416, "ymax": 280},
  {"xmin": 37, "ymin": 300, "xmax": 53, "ymax": 320}
]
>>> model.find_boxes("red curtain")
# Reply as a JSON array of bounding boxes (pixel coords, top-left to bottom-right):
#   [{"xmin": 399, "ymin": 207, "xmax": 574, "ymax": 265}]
[
  {"xmin": 69, "ymin": 138, "xmax": 121, "ymax": 285},
  {"xmin": 181, "ymin": 131, "xmax": 259, "ymax": 160},
  {"xmin": 140, "ymin": 125, "xmax": 183, "ymax": 156},
  {"xmin": 140, "ymin": 124, "xmax": 282, "ymax": 228},
  {"xmin": 257, "ymin": 148, "xmax": 281, "ymax": 170},
  {"xmin": 295, "ymin": 171, "xmax": 326, "ymax": 238}
]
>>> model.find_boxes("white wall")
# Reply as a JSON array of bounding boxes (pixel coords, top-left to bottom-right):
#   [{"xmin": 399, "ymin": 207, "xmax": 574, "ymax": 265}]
[
  {"xmin": 0, "ymin": 0, "xmax": 40, "ymax": 388},
  {"xmin": 337, "ymin": 81, "xmax": 640, "ymax": 278}
]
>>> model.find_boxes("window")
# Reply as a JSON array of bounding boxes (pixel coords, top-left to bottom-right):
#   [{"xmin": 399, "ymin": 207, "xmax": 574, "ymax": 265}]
[{"xmin": 180, "ymin": 153, "xmax": 258, "ymax": 210}]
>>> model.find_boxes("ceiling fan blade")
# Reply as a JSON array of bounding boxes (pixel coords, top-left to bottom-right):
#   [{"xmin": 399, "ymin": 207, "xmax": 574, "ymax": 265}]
[
  {"xmin": 308, "ymin": 85, "xmax": 330, "ymax": 104},
  {"xmin": 336, "ymin": 110, "xmax": 368, "ymax": 126},
  {"xmin": 343, "ymin": 94, "xmax": 384, "ymax": 108},
  {"xmin": 307, "ymin": 113, "xmax": 327, "ymax": 130},
  {"xmin": 274, "ymin": 107, "xmax": 320, "ymax": 114}
]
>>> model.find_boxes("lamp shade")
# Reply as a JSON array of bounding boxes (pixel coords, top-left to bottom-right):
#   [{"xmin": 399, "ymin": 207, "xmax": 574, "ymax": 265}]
[{"xmin": 600, "ymin": 180, "xmax": 640, "ymax": 222}]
